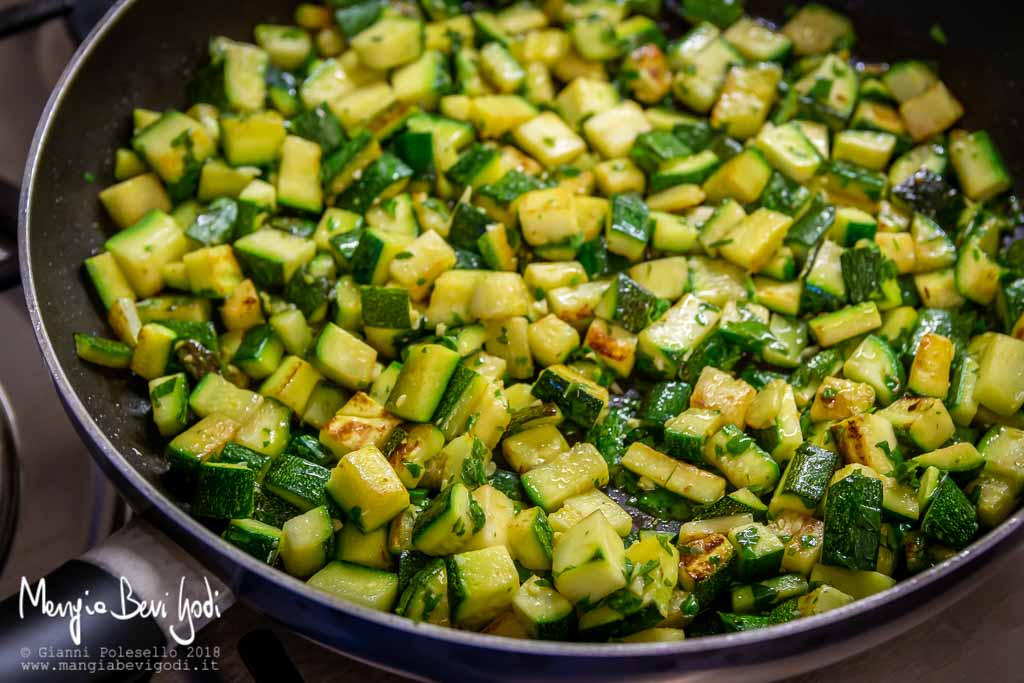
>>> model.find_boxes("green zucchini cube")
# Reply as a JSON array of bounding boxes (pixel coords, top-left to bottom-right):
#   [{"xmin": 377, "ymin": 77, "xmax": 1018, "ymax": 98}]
[
  {"xmin": 259, "ymin": 355, "xmax": 323, "ymax": 415},
  {"xmin": 395, "ymin": 558, "xmax": 451, "ymax": 626},
  {"xmin": 335, "ymin": 523, "xmax": 392, "ymax": 570},
  {"xmin": 263, "ymin": 453, "xmax": 331, "ymax": 511},
  {"xmin": 307, "ymin": 561, "xmax": 400, "ymax": 611},
  {"xmin": 703, "ymin": 424, "xmax": 780, "ymax": 495},
  {"xmin": 728, "ymin": 523, "xmax": 785, "ymax": 581},
  {"xmin": 552, "ymin": 510, "xmax": 626, "ymax": 605},
  {"xmin": 605, "ymin": 193, "xmax": 651, "ymax": 261},
  {"xmin": 447, "ymin": 545, "xmax": 521, "ymax": 629},
  {"xmin": 75, "ymin": 333, "xmax": 133, "ymax": 370},
  {"xmin": 234, "ymin": 325, "xmax": 285, "ymax": 380},
  {"xmin": 193, "ymin": 461, "xmax": 256, "ymax": 519},
  {"xmin": 222, "ymin": 518, "xmax": 282, "ymax": 565},
  {"xmin": 663, "ymin": 409, "xmax": 724, "ymax": 465},
  {"xmin": 385, "ymin": 344, "xmax": 462, "ymax": 422},
  {"xmin": 235, "ymin": 399, "xmax": 292, "ymax": 460},
  {"xmin": 920, "ymin": 475, "xmax": 978, "ymax": 549},
  {"xmin": 593, "ymin": 272, "xmax": 668, "ymax": 334},
  {"xmin": 412, "ymin": 482, "xmax": 483, "ymax": 556},
  {"xmin": 768, "ymin": 443, "xmax": 839, "ymax": 518},
  {"xmin": 217, "ymin": 442, "xmax": 273, "ymax": 482},
  {"xmin": 234, "ymin": 228, "xmax": 316, "ymax": 290},
  {"xmin": 280, "ymin": 505, "xmax": 335, "ymax": 578},
  {"xmin": 507, "ymin": 506, "xmax": 554, "ymax": 571},
  {"xmin": 313, "ymin": 323, "xmax": 377, "ymax": 391},
  {"xmin": 147, "ymin": 373, "xmax": 190, "ymax": 437},
  {"xmin": 513, "ymin": 576, "xmax": 575, "ymax": 640},
  {"xmin": 521, "ymin": 443, "xmax": 609, "ymax": 513},
  {"xmin": 677, "ymin": 532, "xmax": 735, "ymax": 607},
  {"xmin": 821, "ymin": 469, "xmax": 883, "ymax": 571},
  {"xmin": 530, "ymin": 364, "xmax": 609, "ymax": 429},
  {"xmin": 166, "ymin": 414, "xmax": 240, "ymax": 483}
]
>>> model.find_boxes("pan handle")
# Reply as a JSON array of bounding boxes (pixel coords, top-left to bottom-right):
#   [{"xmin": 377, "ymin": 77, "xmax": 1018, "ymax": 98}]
[
  {"xmin": 0, "ymin": 181, "xmax": 17, "ymax": 290},
  {"xmin": 0, "ymin": 0, "xmax": 70, "ymax": 39},
  {"xmin": 0, "ymin": 517, "xmax": 235, "ymax": 679}
]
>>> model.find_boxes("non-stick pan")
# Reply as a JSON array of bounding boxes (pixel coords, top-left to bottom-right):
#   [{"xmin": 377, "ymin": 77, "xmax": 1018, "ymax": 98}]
[{"xmin": 3, "ymin": 0, "xmax": 1024, "ymax": 680}]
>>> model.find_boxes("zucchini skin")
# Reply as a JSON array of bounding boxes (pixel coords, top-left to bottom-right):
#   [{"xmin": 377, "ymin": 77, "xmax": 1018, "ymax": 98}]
[{"xmin": 822, "ymin": 471, "xmax": 883, "ymax": 571}]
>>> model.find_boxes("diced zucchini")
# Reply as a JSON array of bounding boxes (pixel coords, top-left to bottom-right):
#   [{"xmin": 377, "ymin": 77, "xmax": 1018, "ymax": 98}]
[
  {"xmin": 703, "ymin": 424, "xmax": 780, "ymax": 494},
  {"xmin": 754, "ymin": 123, "xmax": 822, "ymax": 183},
  {"xmin": 193, "ymin": 461, "xmax": 256, "ymax": 519},
  {"xmin": 531, "ymin": 364, "xmax": 609, "ymax": 429},
  {"xmin": 222, "ymin": 518, "xmax": 282, "ymax": 564},
  {"xmin": 974, "ymin": 333, "xmax": 1024, "ymax": 417},
  {"xmin": 552, "ymin": 510, "xmax": 626, "ymax": 604},
  {"xmin": 830, "ymin": 413, "xmax": 898, "ymax": 476},
  {"xmin": 809, "ymin": 302, "xmax": 881, "ymax": 348},
  {"xmin": 521, "ymin": 443, "xmax": 609, "ymax": 512},
  {"xmin": 448, "ymin": 545, "xmax": 520, "ymax": 629},
  {"xmin": 308, "ymin": 561, "xmax": 400, "ymax": 611},
  {"xmin": 622, "ymin": 442, "xmax": 726, "ymax": 504},
  {"xmin": 842, "ymin": 335, "xmax": 904, "ymax": 406},
  {"xmin": 809, "ymin": 563, "xmax": 896, "ymax": 599},
  {"xmin": 508, "ymin": 506, "xmax": 555, "ymax": 571},
  {"xmin": 324, "ymin": 445, "xmax": 408, "ymax": 534},
  {"xmin": 900, "ymin": 82, "xmax": 963, "ymax": 142},
  {"xmin": 280, "ymin": 505, "xmax": 335, "ymax": 578},
  {"xmin": 396, "ymin": 558, "xmax": 451, "ymax": 626},
  {"xmin": 781, "ymin": 4, "xmax": 854, "ymax": 56},
  {"xmin": 677, "ymin": 532, "xmax": 735, "ymax": 607},
  {"xmin": 412, "ymin": 482, "xmax": 482, "ymax": 555},
  {"xmin": 769, "ymin": 443, "xmax": 840, "ymax": 517},
  {"xmin": 821, "ymin": 469, "xmax": 882, "ymax": 571},
  {"xmin": 637, "ymin": 294, "xmax": 721, "ymax": 378},
  {"xmin": 259, "ymin": 355, "xmax": 323, "ymax": 415}
]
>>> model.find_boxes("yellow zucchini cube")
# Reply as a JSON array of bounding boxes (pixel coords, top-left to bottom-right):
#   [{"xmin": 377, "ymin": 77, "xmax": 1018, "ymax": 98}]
[
  {"xmin": 513, "ymin": 112, "xmax": 586, "ymax": 168},
  {"xmin": 645, "ymin": 184, "xmax": 706, "ymax": 212},
  {"xmin": 719, "ymin": 208, "xmax": 793, "ymax": 272},
  {"xmin": 517, "ymin": 186, "xmax": 581, "ymax": 247},
  {"xmin": 350, "ymin": 17, "xmax": 424, "ymax": 70},
  {"xmin": 594, "ymin": 158, "xmax": 646, "ymax": 195},
  {"xmin": 549, "ymin": 489, "xmax": 633, "ymax": 537},
  {"xmin": 470, "ymin": 272, "xmax": 532, "ymax": 321},
  {"xmin": 833, "ymin": 130, "xmax": 897, "ymax": 171},
  {"xmin": 975, "ymin": 333, "xmax": 1024, "ymax": 417},
  {"xmin": 99, "ymin": 173, "xmax": 172, "ymax": 229},
  {"xmin": 528, "ymin": 314, "xmax": 581, "ymax": 367},
  {"xmin": 908, "ymin": 332, "xmax": 954, "ymax": 399},
  {"xmin": 326, "ymin": 445, "xmax": 410, "ymax": 532},
  {"xmin": 448, "ymin": 545, "xmax": 521, "ymax": 629},
  {"xmin": 691, "ymin": 366, "xmax": 756, "ymax": 427},
  {"xmin": 582, "ymin": 100, "xmax": 652, "ymax": 159},
  {"xmin": 259, "ymin": 355, "xmax": 323, "ymax": 415},
  {"xmin": 183, "ymin": 245, "xmax": 245, "ymax": 299},
  {"xmin": 552, "ymin": 510, "xmax": 626, "ymax": 604},
  {"xmin": 470, "ymin": 95, "xmax": 538, "ymax": 138},
  {"xmin": 426, "ymin": 270, "xmax": 485, "ymax": 327},
  {"xmin": 900, "ymin": 81, "xmax": 964, "ymax": 142},
  {"xmin": 388, "ymin": 229, "xmax": 457, "ymax": 301},
  {"xmin": 584, "ymin": 319, "xmax": 638, "ymax": 378},
  {"xmin": 465, "ymin": 484, "xmax": 517, "ymax": 551},
  {"xmin": 555, "ymin": 77, "xmax": 619, "ymax": 129}
]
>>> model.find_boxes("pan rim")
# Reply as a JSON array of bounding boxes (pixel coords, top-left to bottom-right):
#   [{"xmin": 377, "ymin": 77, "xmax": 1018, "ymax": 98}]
[{"xmin": 17, "ymin": 0, "xmax": 1024, "ymax": 667}]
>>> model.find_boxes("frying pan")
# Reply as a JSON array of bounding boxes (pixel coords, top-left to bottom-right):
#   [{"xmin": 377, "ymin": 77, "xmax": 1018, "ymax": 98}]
[{"xmin": 2, "ymin": 0, "xmax": 1023, "ymax": 680}]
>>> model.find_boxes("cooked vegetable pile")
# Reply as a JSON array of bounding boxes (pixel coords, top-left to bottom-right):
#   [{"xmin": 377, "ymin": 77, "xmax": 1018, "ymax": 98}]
[{"xmin": 73, "ymin": 0, "xmax": 1024, "ymax": 641}]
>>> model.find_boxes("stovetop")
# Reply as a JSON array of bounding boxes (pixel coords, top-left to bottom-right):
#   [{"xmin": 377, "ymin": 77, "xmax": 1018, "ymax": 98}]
[{"xmin": 0, "ymin": 3, "xmax": 1021, "ymax": 682}]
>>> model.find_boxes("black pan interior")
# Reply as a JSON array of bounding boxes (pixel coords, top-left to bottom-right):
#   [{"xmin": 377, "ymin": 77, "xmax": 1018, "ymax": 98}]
[{"xmin": 23, "ymin": 0, "xmax": 1024, "ymax": 572}]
